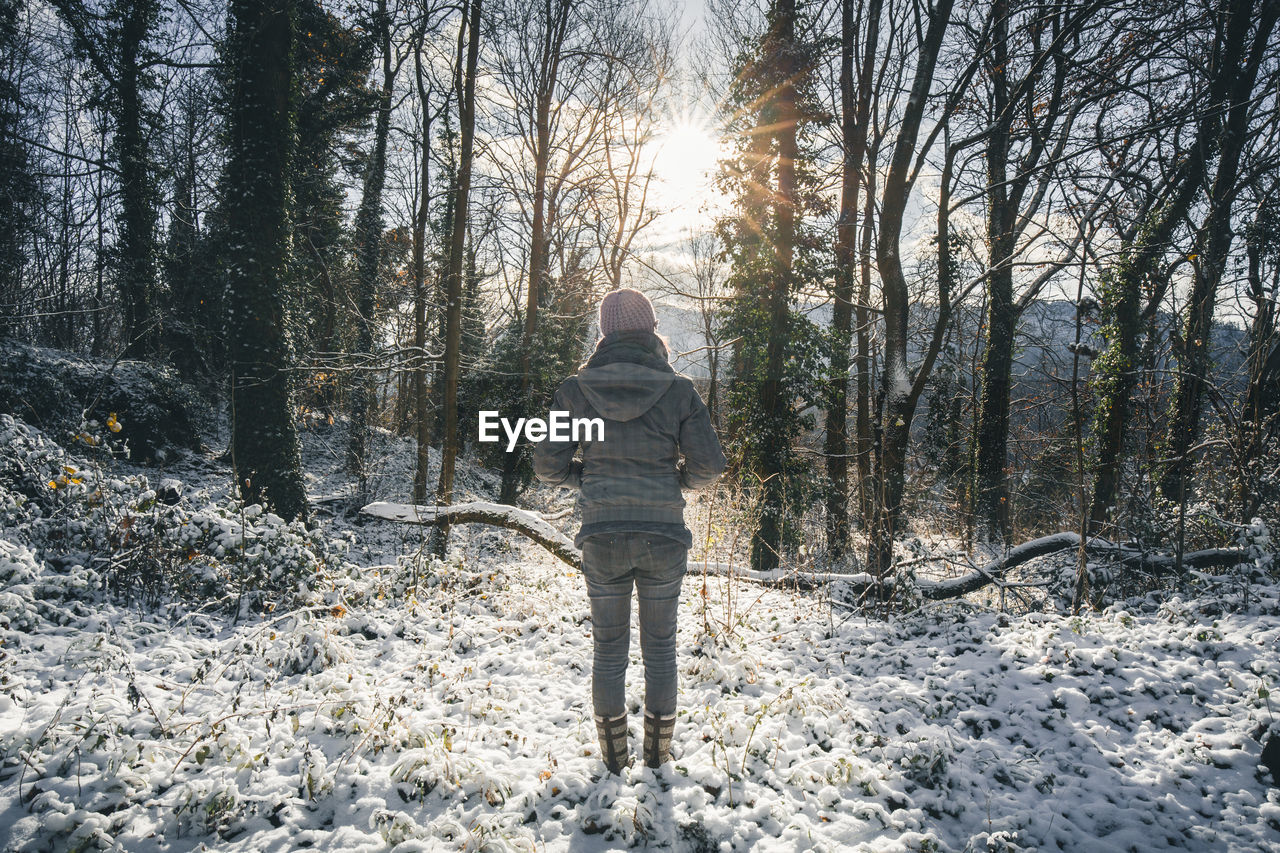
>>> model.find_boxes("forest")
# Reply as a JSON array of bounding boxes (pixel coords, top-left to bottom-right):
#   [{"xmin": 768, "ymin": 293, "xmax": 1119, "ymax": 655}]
[{"xmin": 1, "ymin": 0, "xmax": 1279, "ymax": 849}]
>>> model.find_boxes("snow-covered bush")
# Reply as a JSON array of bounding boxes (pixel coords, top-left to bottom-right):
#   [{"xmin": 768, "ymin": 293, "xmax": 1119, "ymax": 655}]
[
  {"xmin": 0, "ymin": 414, "xmax": 344, "ymax": 616},
  {"xmin": 172, "ymin": 779, "xmax": 244, "ymax": 836},
  {"xmin": 1200, "ymin": 517, "xmax": 1278, "ymax": 606},
  {"xmin": 0, "ymin": 340, "xmax": 205, "ymax": 463},
  {"xmin": 0, "ymin": 539, "xmax": 100, "ymax": 630}
]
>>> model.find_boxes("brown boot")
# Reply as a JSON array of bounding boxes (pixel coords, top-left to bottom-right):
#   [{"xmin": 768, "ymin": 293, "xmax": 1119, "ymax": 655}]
[
  {"xmin": 643, "ymin": 710, "xmax": 675, "ymax": 768},
  {"xmin": 594, "ymin": 713, "xmax": 630, "ymax": 774}
]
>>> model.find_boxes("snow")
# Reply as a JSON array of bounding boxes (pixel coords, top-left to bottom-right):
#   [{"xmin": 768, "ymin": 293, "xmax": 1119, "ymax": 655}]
[
  {"xmin": 362, "ymin": 501, "xmax": 577, "ymax": 556},
  {"xmin": 1, "ymin": 419, "xmax": 1278, "ymax": 852}
]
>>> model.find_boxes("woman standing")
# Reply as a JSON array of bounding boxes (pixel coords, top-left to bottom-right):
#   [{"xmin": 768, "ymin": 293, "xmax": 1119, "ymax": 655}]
[{"xmin": 534, "ymin": 288, "xmax": 726, "ymax": 774}]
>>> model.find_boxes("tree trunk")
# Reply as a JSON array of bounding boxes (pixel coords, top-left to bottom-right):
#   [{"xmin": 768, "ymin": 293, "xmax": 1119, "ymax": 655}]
[
  {"xmin": 93, "ymin": 124, "xmax": 106, "ymax": 355},
  {"xmin": 750, "ymin": 0, "xmax": 799, "ymax": 574},
  {"xmin": 919, "ymin": 532, "xmax": 1247, "ymax": 601},
  {"xmin": 347, "ymin": 0, "xmax": 395, "ymax": 501},
  {"xmin": 225, "ymin": 0, "xmax": 307, "ymax": 520},
  {"xmin": 826, "ymin": 0, "xmax": 881, "ymax": 560},
  {"xmin": 972, "ymin": 0, "xmax": 1014, "ymax": 544},
  {"xmin": 0, "ymin": 0, "xmax": 34, "ymax": 341},
  {"xmin": 1240, "ymin": 202, "xmax": 1280, "ymax": 518},
  {"xmin": 364, "ymin": 501, "xmax": 582, "ymax": 568},
  {"xmin": 1090, "ymin": 0, "xmax": 1255, "ymax": 532},
  {"xmin": 114, "ymin": 0, "xmax": 159, "ymax": 357},
  {"xmin": 867, "ymin": 0, "xmax": 955, "ymax": 582},
  {"xmin": 433, "ymin": 0, "xmax": 482, "ymax": 555},
  {"xmin": 1161, "ymin": 1, "xmax": 1279, "ymax": 502},
  {"xmin": 855, "ymin": 184, "xmax": 874, "ymax": 528},
  {"xmin": 505, "ymin": 0, "xmax": 573, "ymax": 504},
  {"xmin": 411, "ymin": 40, "xmax": 433, "ymax": 503}
]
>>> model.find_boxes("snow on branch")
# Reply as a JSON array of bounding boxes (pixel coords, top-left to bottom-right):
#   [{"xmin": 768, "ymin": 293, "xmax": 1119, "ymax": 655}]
[
  {"xmin": 360, "ymin": 501, "xmax": 583, "ymax": 568},
  {"xmin": 918, "ymin": 533, "xmax": 1250, "ymax": 601},
  {"xmin": 918, "ymin": 532, "xmax": 1085, "ymax": 599}
]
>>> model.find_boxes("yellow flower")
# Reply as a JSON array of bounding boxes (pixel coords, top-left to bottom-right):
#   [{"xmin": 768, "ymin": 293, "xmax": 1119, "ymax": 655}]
[{"xmin": 106, "ymin": 413, "xmax": 122, "ymax": 433}]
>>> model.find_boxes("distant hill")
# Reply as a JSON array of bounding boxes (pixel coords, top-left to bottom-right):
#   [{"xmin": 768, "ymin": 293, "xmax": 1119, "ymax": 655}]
[{"xmin": 653, "ymin": 298, "xmax": 1250, "ymax": 395}]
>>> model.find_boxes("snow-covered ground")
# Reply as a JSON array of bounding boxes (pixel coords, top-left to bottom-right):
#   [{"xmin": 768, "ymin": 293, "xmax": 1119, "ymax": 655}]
[{"xmin": 1, "ymin": 421, "xmax": 1278, "ymax": 852}]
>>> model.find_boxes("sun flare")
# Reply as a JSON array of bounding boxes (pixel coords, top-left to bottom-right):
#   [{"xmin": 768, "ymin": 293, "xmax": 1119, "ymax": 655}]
[{"xmin": 649, "ymin": 112, "xmax": 724, "ymax": 217}]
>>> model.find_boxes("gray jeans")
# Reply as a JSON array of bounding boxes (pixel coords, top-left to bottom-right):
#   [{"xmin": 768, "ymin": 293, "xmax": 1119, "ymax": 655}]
[{"xmin": 580, "ymin": 533, "xmax": 688, "ymax": 718}]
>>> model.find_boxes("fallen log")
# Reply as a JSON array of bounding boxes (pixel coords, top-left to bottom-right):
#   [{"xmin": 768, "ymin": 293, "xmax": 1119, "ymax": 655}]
[
  {"xmin": 917, "ymin": 533, "xmax": 1250, "ymax": 601},
  {"xmin": 691, "ymin": 562, "xmax": 880, "ymax": 589},
  {"xmin": 917, "ymin": 533, "xmax": 1083, "ymax": 600},
  {"xmin": 360, "ymin": 502, "xmax": 873, "ymax": 588},
  {"xmin": 361, "ymin": 501, "xmax": 582, "ymax": 568},
  {"xmin": 361, "ymin": 503, "xmax": 1252, "ymax": 602}
]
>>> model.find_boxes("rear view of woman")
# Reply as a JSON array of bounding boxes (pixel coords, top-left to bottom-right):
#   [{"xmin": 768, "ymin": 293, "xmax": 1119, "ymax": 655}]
[{"xmin": 534, "ymin": 288, "xmax": 726, "ymax": 774}]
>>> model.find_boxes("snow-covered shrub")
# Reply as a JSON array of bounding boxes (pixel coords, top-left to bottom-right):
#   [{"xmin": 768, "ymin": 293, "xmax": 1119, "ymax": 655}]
[
  {"xmin": 1192, "ymin": 517, "xmax": 1278, "ymax": 606},
  {"xmin": 152, "ymin": 500, "xmax": 342, "ymax": 611},
  {"xmin": 0, "ymin": 415, "xmax": 344, "ymax": 616},
  {"xmin": 1238, "ymin": 517, "xmax": 1275, "ymax": 576},
  {"xmin": 895, "ymin": 737, "xmax": 951, "ymax": 791},
  {"xmin": 0, "ymin": 539, "xmax": 44, "ymax": 630},
  {"xmin": 299, "ymin": 744, "xmax": 334, "ymax": 801},
  {"xmin": 371, "ymin": 808, "xmax": 421, "ymax": 845},
  {"xmin": 263, "ymin": 622, "xmax": 354, "ymax": 675},
  {"xmin": 0, "ymin": 413, "xmax": 83, "ymax": 526},
  {"xmin": 172, "ymin": 780, "xmax": 244, "ymax": 836},
  {"xmin": 0, "ymin": 340, "xmax": 204, "ymax": 463},
  {"xmin": 391, "ymin": 739, "xmax": 469, "ymax": 800}
]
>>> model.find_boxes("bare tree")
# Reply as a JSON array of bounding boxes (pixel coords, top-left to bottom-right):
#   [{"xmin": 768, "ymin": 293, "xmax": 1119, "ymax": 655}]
[
  {"xmin": 960, "ymin": 0, "xmax": 1121, "ymax": 545},
  {"xmin": 825, "ymin": 0, "xmax": 881, "ymax": 559},
  {"xmin": 1238, "ymin": 187, "xmax": 1280, "ymax": 518},
  {"xmin": 589, "ymin": 11, "xmax": 672, "ymax": 291},
  {"xmin": 348, "ymin": 0, "xmax": 400, "ymax": 502},
  {"xmin": 433, "ymin": 0, "xmax": 482, "ymax": 553},
  {"xmin": 866, "ymin": 0, "xmax": 966, "ymax": 582},
  {"xmin": 48, "ymin": 0, "xmax": 162, "ymax": 356},
  {"xmin": 491, "ymin": 0, "xmax": 673, "ymax": 501},
  {"xmin": 1088, "ymin": 0, "xmax": 1268, "ymax": 533},
  {"xmin": 1160, "ymin": 0, "xmax": 1280, "ymax": 503}
]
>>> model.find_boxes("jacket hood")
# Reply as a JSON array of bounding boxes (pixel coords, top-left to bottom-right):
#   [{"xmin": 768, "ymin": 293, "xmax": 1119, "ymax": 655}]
[
  {"xmin": 577, "ymin": 363, "xmax": 675, "ymax": 421},
  {"xmin": 577, "ymin": 331, "xmax": 675, "ymax": 421}
]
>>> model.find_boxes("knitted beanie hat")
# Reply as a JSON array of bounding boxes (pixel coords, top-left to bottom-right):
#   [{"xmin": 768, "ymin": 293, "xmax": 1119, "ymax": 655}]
[{"xmin": 599, "ymin": 288, "xmax": 657, "ymax": 336}]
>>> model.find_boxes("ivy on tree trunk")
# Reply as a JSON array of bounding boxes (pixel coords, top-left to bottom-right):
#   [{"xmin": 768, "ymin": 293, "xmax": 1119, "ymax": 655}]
[{"xmin": 224, "ymin": 0, "xmax": 307, "ymax": 521}]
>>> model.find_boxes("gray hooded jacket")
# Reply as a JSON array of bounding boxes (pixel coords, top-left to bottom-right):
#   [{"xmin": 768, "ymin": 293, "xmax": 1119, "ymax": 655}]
[{"xmin": 533, "ymin": 331, "xmax": 726, "ymax": 547}]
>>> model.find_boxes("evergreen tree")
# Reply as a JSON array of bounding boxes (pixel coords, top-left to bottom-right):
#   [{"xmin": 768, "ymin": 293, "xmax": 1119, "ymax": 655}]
[
  {"xmin": 716, "ymin": 0, "xmax": 828, "ymax": 572},
  {"xmin": 467, "ymin": 269, "xmax": 594, "ymax": 496}
]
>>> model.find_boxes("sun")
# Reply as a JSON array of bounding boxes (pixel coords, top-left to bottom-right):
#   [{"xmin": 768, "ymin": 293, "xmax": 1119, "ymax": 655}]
[
  {"xmin": 654, "ymin": 119, "xmax": 721, "ymax": 190},
  {"xmin": 649, "ymin": 111, "xmax": 725, "ymax": 217}
]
